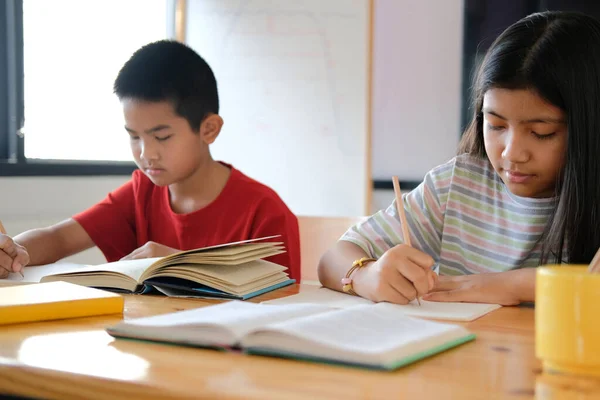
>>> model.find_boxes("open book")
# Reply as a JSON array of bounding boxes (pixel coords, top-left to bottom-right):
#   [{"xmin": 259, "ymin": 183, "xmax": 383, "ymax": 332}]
[
  {"xmin": 261, "ymin": 287, "xmax": 501, "ymax": 322},
  {"xmin": 39, "ymin": 237, "xmax": 294, "ymax": 300},
  {"xmin": 107, "ymin": 301, "xmax": 475, "ymax": 370}
]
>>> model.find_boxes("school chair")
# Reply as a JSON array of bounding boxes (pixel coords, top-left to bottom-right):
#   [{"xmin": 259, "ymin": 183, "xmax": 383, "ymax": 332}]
[{"xmin": 298, "ymin": 215, "xmax": 366, "ymax": 284}]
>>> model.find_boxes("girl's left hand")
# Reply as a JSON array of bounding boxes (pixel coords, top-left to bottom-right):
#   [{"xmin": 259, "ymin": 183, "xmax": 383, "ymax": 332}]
[{"xmin": 422, "ymin": 269, "xmax": 535, "ymax": 306}]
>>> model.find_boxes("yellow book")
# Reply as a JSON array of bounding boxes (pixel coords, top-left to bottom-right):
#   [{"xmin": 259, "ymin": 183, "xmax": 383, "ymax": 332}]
[{"xmin": 0, "ymin": 281, "xmax": 124, "ymax": 325}]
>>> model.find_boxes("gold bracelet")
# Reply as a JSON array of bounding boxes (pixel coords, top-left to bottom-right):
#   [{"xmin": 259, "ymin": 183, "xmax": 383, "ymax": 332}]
[{"xmin": 341, "ymin": 257, "xmax": 377, "ymax": 295}]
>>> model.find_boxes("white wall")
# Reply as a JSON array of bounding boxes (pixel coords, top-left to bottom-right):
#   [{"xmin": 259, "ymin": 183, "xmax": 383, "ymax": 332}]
[
  {"xmin": 1, "ymin": 0, "xmax": 464, "ymax": 263},
  {"xmin": 185, "ymin": 0, "xmax": 371, "ymax": 217},
  {"xmin": 0, "ymin": 176, "xmax": 128, "ymax": 264}
]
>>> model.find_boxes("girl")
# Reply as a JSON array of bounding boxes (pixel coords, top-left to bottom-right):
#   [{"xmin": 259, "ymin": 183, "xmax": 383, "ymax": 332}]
[{"xmin": 318, "ymin": 11, "xmax": 600, "ymax": 306}]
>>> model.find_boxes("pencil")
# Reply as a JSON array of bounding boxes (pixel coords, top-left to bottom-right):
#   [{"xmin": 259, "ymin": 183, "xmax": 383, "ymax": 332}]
[
  {"xmin": 392, "ymin": 176, "xmax": 421, "ymax": 306},
  {"xmin": 589, "ymin": 247, "xmax": 600, "ymax": 273},
  {"xmin": 0, "ymin": 220, "xmax": 24, "ymax": 278}
]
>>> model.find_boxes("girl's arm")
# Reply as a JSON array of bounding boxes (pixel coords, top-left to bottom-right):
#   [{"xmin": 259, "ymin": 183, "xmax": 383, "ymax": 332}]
[
  {"xmin": 318, "ymin": 240, "xmax": 436, "ymax": 304},
  {"xmin": 318, "ymin": 165, "xmax": 450, "ymax": 304},
  {"xmin": 423, "ymin": 268, "xmax": 536, "ymax": 305},
  {"xmin": 317, "ymin": 240, "xmax": 372, "ymax": 291},
  {"xmin": 513, "ymin": 268, "xmax": 536, "ymax": 302}
]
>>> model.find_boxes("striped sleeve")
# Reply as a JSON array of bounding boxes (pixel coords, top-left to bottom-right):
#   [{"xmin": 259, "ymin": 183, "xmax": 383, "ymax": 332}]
[{"xmin": 341, "ymin": 160, "xmax": 455, "ymax": 259}]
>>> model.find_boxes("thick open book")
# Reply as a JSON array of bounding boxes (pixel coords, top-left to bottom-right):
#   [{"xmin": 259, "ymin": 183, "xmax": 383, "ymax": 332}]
[
  {"xmin": 261, "ymin": 287, "xmax": 501, "ymax": 322},
  {"xmin": 107, "ymin": 301, "xmax": 475, "ymax": 370},
  {"xmin": 39, "ymin": 237, "xmax": 294, "ymax": 300}
]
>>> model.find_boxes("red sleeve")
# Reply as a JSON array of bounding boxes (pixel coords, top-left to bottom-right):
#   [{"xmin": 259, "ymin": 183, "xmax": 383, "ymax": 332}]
[
  {"xmin": 251, "ymin": 202, "xmax": 301, "ymax": 282},
  {"xmin": 73, "ymin": 175, "xmax": 138, "ymax": 262}
]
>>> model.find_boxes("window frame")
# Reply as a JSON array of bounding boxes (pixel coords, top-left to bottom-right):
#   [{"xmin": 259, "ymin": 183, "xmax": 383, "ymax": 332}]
[
  {"xmin": 0, "ymin": 0, "xmax": 425, "ymax": 187},
  {"xmin": 0, "ymin": 0, "xmax": 176, "ymax": 177}
]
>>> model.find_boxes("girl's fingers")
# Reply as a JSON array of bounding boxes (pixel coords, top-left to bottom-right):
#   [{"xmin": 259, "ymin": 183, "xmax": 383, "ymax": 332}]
[
  {"xmin": 386, "ymin": 270, "xmax": 419, "ymax": 302},
  {"xmin": 380, "ymin": 281, "xmax": 412, "ymax": 305},
  {"xmin": 430, "ymin": 275, "xmax": 461, "ymax": 292},
  {"xmin": 396, "ymin": 260, "xmax": 430, "ymax": 296}
]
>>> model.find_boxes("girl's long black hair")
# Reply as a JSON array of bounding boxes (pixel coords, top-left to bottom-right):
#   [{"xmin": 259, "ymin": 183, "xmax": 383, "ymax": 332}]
[{"xmin": 458, "ymin": 11, "xmax": 600, "ymax": 264}]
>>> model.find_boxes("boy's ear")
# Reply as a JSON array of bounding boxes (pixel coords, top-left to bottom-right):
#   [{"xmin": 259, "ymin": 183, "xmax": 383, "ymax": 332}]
[{"xmin": 199, "ymin": 114, "xmax": 224, "ymax": 144}]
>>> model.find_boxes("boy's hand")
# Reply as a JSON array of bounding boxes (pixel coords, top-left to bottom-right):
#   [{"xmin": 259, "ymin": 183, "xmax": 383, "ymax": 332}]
[
  {"xmin": 422, "ymin": 269, "xmax": 535, "ymax": 306},
  {"xmin": 120, "ymin": 241, "xmax": 180, "ymax": 261},
  {"xmin": 352, "ymin": 244, "xmax": 436, "ymax": 305},
  {"xmin": 0, "ymin": 234, "xmax": 30, "ymax": 278}
]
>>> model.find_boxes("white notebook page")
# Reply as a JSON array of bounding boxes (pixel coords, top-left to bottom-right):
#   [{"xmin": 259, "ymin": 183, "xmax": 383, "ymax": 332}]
[{"xmin": 262, "ymin": 287, "xmax": 501, "ymax": 322}]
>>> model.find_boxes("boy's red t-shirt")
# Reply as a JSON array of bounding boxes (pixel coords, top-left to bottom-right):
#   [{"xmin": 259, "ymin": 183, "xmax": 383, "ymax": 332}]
[{"xmin": 73, "ymin": 165, "xmax": 301, "ymax": 281}]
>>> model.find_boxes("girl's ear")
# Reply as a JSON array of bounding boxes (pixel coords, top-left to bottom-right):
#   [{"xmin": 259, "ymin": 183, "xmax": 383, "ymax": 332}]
[{"xmin": 199, "ymin": 114, "xmax": 224, "ymax": 144}]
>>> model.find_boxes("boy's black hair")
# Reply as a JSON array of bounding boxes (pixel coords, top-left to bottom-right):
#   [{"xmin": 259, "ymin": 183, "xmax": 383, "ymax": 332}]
[
  {"xmin": 114, "ymin": 40, "xmax": 219, "ymax": 132},
  {"xmin": 458, "ymin": 11, "xmax": 600, "ymax": 265}
]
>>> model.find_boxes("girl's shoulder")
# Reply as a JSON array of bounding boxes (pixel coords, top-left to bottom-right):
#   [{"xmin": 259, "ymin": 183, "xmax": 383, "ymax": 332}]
[
  {"xmin": 454, "ymin": 153, "xmax": 496, "ymax": 176},
  {"xmin": 429, "ymin": 153, "xmax": 496, "ymax": 181},
  {"xmin": 424, "ymin": 154, "xmax": 501, "ymax": 199}
]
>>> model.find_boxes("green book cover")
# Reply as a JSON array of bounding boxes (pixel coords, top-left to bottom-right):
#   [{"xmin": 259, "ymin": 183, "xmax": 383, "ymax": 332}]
[{"xmin": 246, "ymin": 333, "xmax": 476, "ymax": 371}]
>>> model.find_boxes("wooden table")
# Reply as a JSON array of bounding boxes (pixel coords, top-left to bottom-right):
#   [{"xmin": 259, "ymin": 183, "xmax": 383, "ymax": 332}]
[{"xmin": 0, "ymin": 283, "xmax": 598, "ymax": 400}]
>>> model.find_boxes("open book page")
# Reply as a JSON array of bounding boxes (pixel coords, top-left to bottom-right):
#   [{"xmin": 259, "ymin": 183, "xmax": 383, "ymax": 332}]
[
  {"xmin": 156, "ymin": 235, "xmax": 282, "ymax": 260},
  {"xmin": 262, "ymin": 287, "xmax": 501, "ymax": 322},
  {"xmin": 170, "ymin": 249, "xmax": 286, "ymax": 266},
  {"xmin": 263, "ymin": 286, "xmax": 373, "ymax": 308},
  {"xmin": 241, "ymin": 302, "xmax": 473, "ymax": 367},
  {"xmin": 173, "ymin": 242, "xmax": 284, "ymax": 258},
  {"xmin": 150, "ymin": 273, "xmax": 290, "ymax": 297},
  {"xmin": 142, "ymin": 259, "xmax": 286, "ymax": 285},
  {"xmin": 107, "ymin": 301, "xmax": 333, "ymax": 347},
  {"xmin": 3, "ymin": 262, "xmax": 86, "ymax": 283},
  {"xmin": 41, "ymin": 258, "xmax": 160, "ymax": 283},
  {"xmin": 146, "ymin": 247, "xmax": 285, "ymax": 271},
  {"xmin": 157, "ymin": 266, "xmax": 286, "ymax": 288}
]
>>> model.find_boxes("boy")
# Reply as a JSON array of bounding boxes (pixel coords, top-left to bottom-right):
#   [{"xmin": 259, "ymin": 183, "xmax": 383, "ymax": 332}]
[{"xmin": 0, "ymin": 40, "xmax": 301, "ymax": 281}]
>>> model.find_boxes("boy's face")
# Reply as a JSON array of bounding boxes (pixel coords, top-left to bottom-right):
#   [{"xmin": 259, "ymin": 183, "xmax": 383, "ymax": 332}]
[
  {"xmin": 122, "ymin": 99, "xmax": 214, "ymax": 187},
  {"xmin": 483, "ymin": 88, "xmax": 567, "ymax": 198}
]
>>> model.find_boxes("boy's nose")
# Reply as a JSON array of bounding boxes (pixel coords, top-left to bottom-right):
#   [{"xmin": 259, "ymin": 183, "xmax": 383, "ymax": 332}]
[{"xmin": 140, "ymin": 142, "xmax": 160, "ymax": 161}]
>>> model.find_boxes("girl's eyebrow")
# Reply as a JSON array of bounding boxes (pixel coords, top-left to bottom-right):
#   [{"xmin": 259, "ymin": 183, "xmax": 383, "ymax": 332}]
[{"xmin": 482, "ymin": 108, "xmax": 565, "ymax": 124}]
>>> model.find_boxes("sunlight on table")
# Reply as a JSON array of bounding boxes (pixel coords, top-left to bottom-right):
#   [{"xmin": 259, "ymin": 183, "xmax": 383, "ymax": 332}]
[{"xmin": 17, "ymin": 330, "xmax": 149, "ymax": 380}]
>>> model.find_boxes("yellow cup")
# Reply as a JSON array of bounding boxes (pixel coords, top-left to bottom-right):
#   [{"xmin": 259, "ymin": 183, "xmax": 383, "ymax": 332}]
[{"xmin": 536, "ymin": 265, "xmax": 600, "ymax": 378}]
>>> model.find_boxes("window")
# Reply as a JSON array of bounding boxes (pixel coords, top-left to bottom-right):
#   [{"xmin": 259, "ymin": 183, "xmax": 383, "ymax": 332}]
[{"xmin": 0, "ymin": 0, "xmax": 175, "ymax": 175}]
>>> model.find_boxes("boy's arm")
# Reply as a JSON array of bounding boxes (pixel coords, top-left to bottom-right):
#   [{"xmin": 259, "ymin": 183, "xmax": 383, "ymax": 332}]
[{"xmin": 14, "ymin": 218, "xmax": 95, "ymax": 266}]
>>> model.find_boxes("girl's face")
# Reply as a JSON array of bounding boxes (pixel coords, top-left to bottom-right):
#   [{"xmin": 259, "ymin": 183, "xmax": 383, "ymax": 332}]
[{"xmin": 483, "ymin": 88, "xmax": 568, "ymax": 198}]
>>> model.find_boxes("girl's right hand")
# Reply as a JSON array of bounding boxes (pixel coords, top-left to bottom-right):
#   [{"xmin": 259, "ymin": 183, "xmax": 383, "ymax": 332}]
[
  {"xmin": 0, "ymin": 234, "xmax": 30, "ymax": 278},
  {"xmin": 352, "ymin": 244, "xmax": 437, "ymax": 304}
]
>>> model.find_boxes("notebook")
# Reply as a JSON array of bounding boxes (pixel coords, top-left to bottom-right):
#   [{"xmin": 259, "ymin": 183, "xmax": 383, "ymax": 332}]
[
  {"xmin": 38, "ymin": 236, "xmax": 294, "ymax": 300},
  {"xmin": 0, "ymin": 281, "xmax": 124, "ymax": 325},
  {"xmin": 107, "ymin": 301, "xmax": 475, "ymax": 371},
  {"xmin": 261, "ymin": 287, "xmax": 501, "ymax": 322}
]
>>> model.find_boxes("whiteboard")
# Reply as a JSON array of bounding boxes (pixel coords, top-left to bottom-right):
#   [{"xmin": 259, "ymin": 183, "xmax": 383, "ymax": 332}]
[
  {"xmin": 185, "ymin": 0, "xmax": 371, "ymax": 217},
  {"xmin": 371, "ymin": 0, "xmax": 463, "ymax": 181}
]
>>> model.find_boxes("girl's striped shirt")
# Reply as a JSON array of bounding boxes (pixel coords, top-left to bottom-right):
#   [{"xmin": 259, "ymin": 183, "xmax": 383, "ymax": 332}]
[{"xmin": 341, "ymin": 154, "xmax": 561, "ymax": 275}]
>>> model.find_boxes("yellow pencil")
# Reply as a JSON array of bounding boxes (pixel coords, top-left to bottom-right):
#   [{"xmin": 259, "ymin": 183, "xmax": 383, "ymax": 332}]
[
  {"xmin": 0, "ymin": 220, "xmax": 24, "ymax": 278},
  {"xmin": 392, "ymin": 176, "xmax": 421, "ymax": 306}
]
